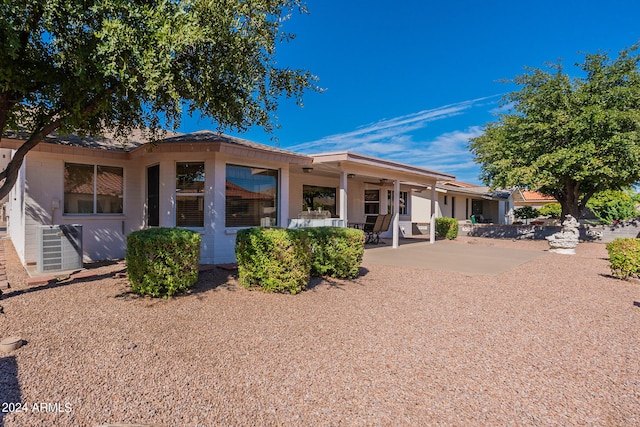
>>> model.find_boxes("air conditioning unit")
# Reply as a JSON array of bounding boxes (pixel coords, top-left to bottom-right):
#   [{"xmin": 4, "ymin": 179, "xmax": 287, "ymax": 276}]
[{"xmin": 38, "ymin": 224, "xmax": 83, "ymax": 273}]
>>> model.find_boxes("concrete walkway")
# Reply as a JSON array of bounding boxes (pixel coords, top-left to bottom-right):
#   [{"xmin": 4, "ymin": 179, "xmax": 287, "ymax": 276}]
[{"xmin": 363, "ymin": 238, "xmax": 545, "ymax": 276}]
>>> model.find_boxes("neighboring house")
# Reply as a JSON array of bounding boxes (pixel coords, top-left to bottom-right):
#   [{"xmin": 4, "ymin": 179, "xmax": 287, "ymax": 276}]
[
  {"xmin": 0, "ymin": 131, "xmax": 455, "ymax": 269},
  {"xmin": 512, "ymin": 189, "xmax": 556, "ymax": 210}
]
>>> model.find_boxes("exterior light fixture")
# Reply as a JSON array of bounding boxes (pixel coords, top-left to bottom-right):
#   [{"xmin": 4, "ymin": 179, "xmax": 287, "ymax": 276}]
[{"xmin": 302, "ymin": 167, "xmax": 313, "ymax": 173}]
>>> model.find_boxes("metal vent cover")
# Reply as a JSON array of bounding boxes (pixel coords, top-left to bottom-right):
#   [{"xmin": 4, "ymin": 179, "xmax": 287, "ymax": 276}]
[{"xmin": 37, "ymin": 225, "xmax": 83, "ymax": 272}]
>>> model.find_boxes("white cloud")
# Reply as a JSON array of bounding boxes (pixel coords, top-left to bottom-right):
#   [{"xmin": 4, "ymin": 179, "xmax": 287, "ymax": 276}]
[
  {"xmin": 288, "ymin": 97, "xmax": 495, "ymax": 182},
  {"xmin": 287, "ymin": 95, "xmax": 496, "ymax": 155}
]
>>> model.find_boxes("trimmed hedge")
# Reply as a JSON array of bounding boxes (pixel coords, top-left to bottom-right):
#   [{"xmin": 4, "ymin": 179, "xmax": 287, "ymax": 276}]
[
  {"xmin": 606, "ymin": 238, "xmax": 640, "ymax": 279},
  {"xmin": 435, "ymin": 217, "xmax": 458, "ymax": 239},
  {"xmin": 235, "ymin": 226, "xmax": 365, "ymax": 293},
  {"xmin": 126, "ymin": 228, "xmax": 201, "ymax": 297},
  {"xmin": 306, "ymin": 227, "xmax": 365, "ymax": 279},
  {"xmin": 235, "ymin": 228, "xmax": 311, "ymax": 294}
]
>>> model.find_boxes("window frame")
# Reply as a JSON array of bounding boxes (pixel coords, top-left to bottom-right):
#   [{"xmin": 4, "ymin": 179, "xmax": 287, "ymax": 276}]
[
  {"xmin": 225, "ymin": 163, "xmax": 280, "ymax": 228},
  {"xmin": 388, "ymin": 190, "xmax": 409, "ymax": 215},
  {"xmin": 364, "ymin": 189, "xmax": 380, "ymax": 215},
  {"xmin": 175, "ymin": 162, "xmax": 205, "ymax": 229},
  {"xmin": 302, "ymin": 184, "xmax": 337, "ymax": 217},
  {"xmin": 63, "ymin": 162, "xmax": 124, "ymax": 215}
]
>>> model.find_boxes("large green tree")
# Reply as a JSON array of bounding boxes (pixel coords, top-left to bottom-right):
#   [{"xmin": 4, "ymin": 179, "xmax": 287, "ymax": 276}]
[
  {"xmin": 469, "ymin": 45, "xmax": 640, "ymax": 219},
  {"xmin": 0, "ymin": 0, "xmax": 316, "ymax": 200}
]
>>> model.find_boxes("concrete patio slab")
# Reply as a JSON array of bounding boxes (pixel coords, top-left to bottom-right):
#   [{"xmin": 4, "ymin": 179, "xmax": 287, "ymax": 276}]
[{"xmin": 363, "ymin": 239, "xmax": 545, "ymax": 276}]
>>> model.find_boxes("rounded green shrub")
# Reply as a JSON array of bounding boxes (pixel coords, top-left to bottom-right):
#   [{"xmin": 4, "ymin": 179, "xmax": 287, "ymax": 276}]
[
  {"xmin": 513, "ymin": 206, "xmax": 540, "ymax": 221},
  {"xmin": 435, "ymin": 217, "xmax": 458, "ymax": 239},
  {"xmin": 606, "ymin": 238, "xmax": 640, "ymax": 279},
  {"xmin": 305, "ymin": 227, "xmax": 365, "ymax": 279},
  {"xmin": 126, "ymin": 228, "xmax": 201, "ymax": 297},
  {"xmin": 587, "ymin": 190, "xmax": 639, "ymax": 224},
  {"xmin": 235, "ymin": 228, "xmax": 311, "ymax": 294},
  {"xmin": 539, "ymin": 202, "xmax": 562, "ymax": 218}
]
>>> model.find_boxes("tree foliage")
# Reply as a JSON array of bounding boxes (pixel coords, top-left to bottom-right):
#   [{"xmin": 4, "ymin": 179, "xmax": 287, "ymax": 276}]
[
  {"xmin": 469, "ymin": 44, "xmax": 640, "ymax": 219},
  {"xmin": 539, "ymin": 202, "xmax": 562, "ymax": 218},
  {"xmin": 513, "ymin": 206, "xmax": 540, "ymax": 222},
  {"xmin": 586, "ymin": 189, "xmax": 639, "ymax": 224},
  {"xmin": 0, "ymin": 0, "xmax": 317, "ymax": 199}
]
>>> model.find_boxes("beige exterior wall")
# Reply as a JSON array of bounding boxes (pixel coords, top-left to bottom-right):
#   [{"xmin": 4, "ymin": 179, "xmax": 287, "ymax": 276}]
[
  {"xmin": 8, "ymin": 145, "xmax": 295, "ymax": 266},
  {"xmin": 16, "ymin": 150, "xmax": 140, "ymax": 265},
  {"xmin": 6, "ymin": 150, "xmax": 26, "ymax": 261},
  {"xmin": 131, "ymin": 149, "xmax": 293, "ymax": 265}
]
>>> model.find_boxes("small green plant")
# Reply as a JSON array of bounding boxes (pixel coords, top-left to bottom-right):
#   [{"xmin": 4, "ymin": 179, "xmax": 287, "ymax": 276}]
[
  {"xmin": 236, "ymin": 228, "xmax": 311, "ymax": 294},
  {"xmin": 305, "ymin": 227, "xmax": 365, "ymax": 279},
  {"xmin": 435, "ymin": 217, "xmax": 458, "ymax": 239},
  {"xmin": 126, "ymin": 228, "xmax": 201, "ymax": 298},
  {"xmin": 606, "ymin": 238, "xmax": 640, "ymax": 280},
  {"xmin": 539, "ymin": 202, "xmax": 562, "ymax": 218}
]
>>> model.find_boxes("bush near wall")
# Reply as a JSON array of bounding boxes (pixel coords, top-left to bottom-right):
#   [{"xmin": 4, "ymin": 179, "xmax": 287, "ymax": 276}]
[
  {"xmin": 306, "ymin": 227, "xmax": 365, "ymax": 279},
  {"xmin": 126, "ymin": 228, "xmax": 201, "ymax": 298},
  {"xmin": 235, "ymin": 228, "xmax": 311, "ymax": 294},
  {"xmin": 435, "ymin": 217, "xmax": 458, "ymax": 240},
  {"xmin": 606, "ymin": 238, "xmax": 640, "ymax": 280}
]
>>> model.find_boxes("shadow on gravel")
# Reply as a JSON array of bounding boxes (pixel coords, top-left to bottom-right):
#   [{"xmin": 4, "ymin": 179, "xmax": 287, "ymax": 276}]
[
  {"xmin": 2, "ymin": 268, "xmax": 126, "ymax": 300},
  {"xmin": 187, "ymin": 269, "xmax": 239, "ymax": 296},
  {"xmin": 634, "ymin": 301, "xmax": 640, "ymax": 308},
  {"xmin": 0, "ymin": 355, "xmax": 21, "ymax": 427},
  {"xmin": 306, "ymin": 267, "xmax": 370, "ymax": 291},
  {"xmin": 112, "ymin": 268, "xmax": 238, "ymax": 301}
]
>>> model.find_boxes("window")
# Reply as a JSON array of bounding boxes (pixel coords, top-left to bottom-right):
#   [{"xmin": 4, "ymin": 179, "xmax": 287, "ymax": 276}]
[
  {"xmin": 364, "ymin": 189, "xmax": 380, "ymax": 215},
  {"xmin": 176, "ymin": 162, "xmax": 205, "ymax": 227},
  {"xmin": 303, "ymin": 185, "xmax": 337, "ymax": 216},
  {"xmin": 64, "ymin": 163, "xmax": 123, "ymax": 214},
  {"xmin": 388, "ymin": 190, "xmax": 408, "ymax": 215},
  {"xmin": 226, "ymin": 164, "xmax": 278, "ymax": 227}
]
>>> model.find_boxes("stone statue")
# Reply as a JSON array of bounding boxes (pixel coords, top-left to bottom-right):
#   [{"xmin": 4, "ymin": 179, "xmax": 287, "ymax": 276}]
[{"xmin": 546, "ymin": 214, "xmax": 580, "ymax": 254}]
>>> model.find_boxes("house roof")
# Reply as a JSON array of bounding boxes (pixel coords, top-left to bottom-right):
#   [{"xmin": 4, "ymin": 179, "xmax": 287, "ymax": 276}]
[
  {"xmin": 1, "ymin": 129, "xmax": 312, "ymax": 164},
  {"xmin": 159, "ymin": 130, "xmax": 304, "ymax": 157},
  {"xmin": 2, "ymin": 127, "xmax": 170, "ymax": 151},
  {"xmin": 440, "ymin": 180, "xmax": 479, "ymax": 188},
  {"xmin": 310, "ymin": 151, "xmax": 455, "ymax": 183},
  {"xmin": 519, "ymin": 190, "xmax": 556, "ymax": 201},
  {"xmin": 436, "ymin": 181, "xmax": 514, "ymax": 200}
]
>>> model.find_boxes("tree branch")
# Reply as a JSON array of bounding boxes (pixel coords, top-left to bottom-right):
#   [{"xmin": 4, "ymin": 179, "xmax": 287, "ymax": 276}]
[{"xmin": 0, "ymin": 93, "xmax": 110, "ymax": 200}]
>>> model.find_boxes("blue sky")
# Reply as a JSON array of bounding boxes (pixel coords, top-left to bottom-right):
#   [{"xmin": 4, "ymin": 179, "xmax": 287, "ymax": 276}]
[{"xmin": 179, "ymin": 1, "xmax": 640, "ymax": 185}]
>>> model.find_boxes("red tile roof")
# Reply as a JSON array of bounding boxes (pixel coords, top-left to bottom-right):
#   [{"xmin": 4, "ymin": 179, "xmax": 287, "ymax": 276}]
[{"xmin": 520, "ymin": 190, "xmax": 555, "ymax": 201}]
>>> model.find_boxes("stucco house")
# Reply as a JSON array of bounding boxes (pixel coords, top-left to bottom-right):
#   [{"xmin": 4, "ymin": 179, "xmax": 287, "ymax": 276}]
[{"xmin": 0, "ymin": 130, "xmax": 454, "ymax": 270}]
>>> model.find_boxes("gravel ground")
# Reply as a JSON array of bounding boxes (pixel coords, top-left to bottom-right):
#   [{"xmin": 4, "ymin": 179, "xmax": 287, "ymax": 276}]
[{"xmin": 1, "ymin": 236, "xmax": 639, "ymax": 426}]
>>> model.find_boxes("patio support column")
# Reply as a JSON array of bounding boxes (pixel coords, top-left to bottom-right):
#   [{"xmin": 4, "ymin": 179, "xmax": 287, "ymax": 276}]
[
  {"xmin": 339, "ymin": 171, "xmax": 348, "ymax": 225},
  {"xmin": 392, "ymin": 179, "xmax": 400, "ymax": 248},
  {"xmin": 430, "ymin": 182, "xmax": 437, "ymax": 244}
]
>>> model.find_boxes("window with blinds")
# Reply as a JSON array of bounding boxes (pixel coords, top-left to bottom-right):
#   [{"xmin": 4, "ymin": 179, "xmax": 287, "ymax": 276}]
[{"xmin": 176, "ymin": 162, "xmax": 205, "ymax": 227}]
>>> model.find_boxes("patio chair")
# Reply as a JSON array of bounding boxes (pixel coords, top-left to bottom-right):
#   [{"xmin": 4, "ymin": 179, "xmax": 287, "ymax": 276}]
[
  {"xmin": 363, "ymin": 215, "xmax": 378, "ymax": 233},
  {"xmin": 365, "ymin": 215, "xmax": 384, "ymax": 243},
  {"xmin": 366, "ymin": 214, "xmax": 393, "ymax": 244}
]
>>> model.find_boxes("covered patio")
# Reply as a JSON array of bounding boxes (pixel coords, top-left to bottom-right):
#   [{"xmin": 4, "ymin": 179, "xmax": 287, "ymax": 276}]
[{"xmin": 287, "ymin": 151, "xmax": 455, "ymax": 248}]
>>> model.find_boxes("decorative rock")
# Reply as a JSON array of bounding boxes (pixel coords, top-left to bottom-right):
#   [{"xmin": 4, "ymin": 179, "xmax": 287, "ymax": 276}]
[
  {"xmin": 0, "ymin": 336, "xmax": 23, "ymax": 352},
  {"xmin": 546, "ymin": 214, "xmax": 580, "ymax": 254}
]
